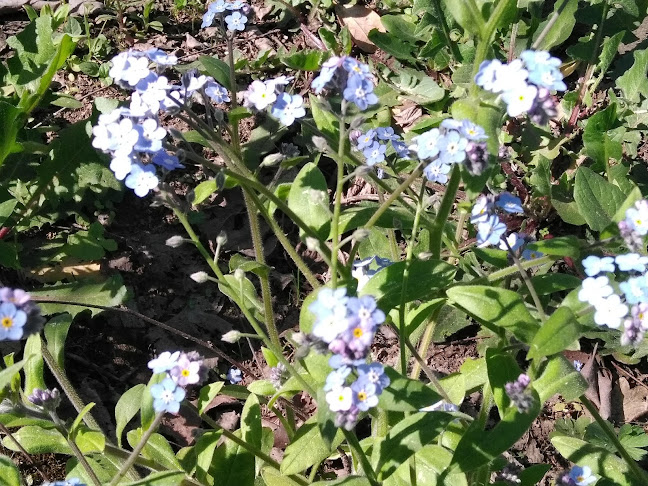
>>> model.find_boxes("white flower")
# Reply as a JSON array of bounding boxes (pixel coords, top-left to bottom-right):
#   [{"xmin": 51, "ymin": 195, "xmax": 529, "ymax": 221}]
[
  {"xmin": 148, "ymin": 351, "xmax": 181, "ymax": 373},
  {"xmin": 578, "ymin": 276, "xmax": 614, "ymax": 305},
  {"xmin": 245, "ymin": 80, "xmax": 277, "ymax": 110},
  {"xmin": 110, "ymin": 153, "xmax": 136, "ymax": 181},
  {"xmin": 594, "ymin": 294, "xmax": 628, "ymax": 329},
  {"xmin": 502, "ymin": 83, "xmax": 538, "ymax": 117},
  {"xmin": 582, "ymin": 255, "xmax": 615, "ymax": 277},
  {"xmin": 615, "ymin": 253, "xmax": 648, "ymax": 273},
  {"xmin": 326, "ymin": 386, "xmax": 352, "ymax": 412},
  {"xmin": 499, "ymin": 232, "xmax": 524, "ymax": 253}
]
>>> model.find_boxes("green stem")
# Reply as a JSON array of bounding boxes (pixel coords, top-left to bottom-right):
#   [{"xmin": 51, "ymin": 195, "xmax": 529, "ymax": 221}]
[
  {"xmin": 430, "ymin": 164, "xmax": 461, "ymax": 260},
  {"xmin": 531, "ymin": 0, "xmax": 571, "ymax": 50},
  {"xmin": 108, "ymin": 413, "xmax": 164, "ymax": 486},
  {"xmin": 376, "ymin": 185, "xmax": 401, "ymax": 261},
  {"xmin": 398, "ymin": 182, "xmax": 427, "ymax": 374},
  {"xmin": 242, "ymin": 190, "xmax": 279, "ymax": 346},
  {"xmin": 431, "ymin": 0, "xmax": 462, "ymax": 61},
  {"xmin": 581, "ymin": 396, "xmax": 648, "ymax": 483},
  {"xmin": 172, "ymin": 207, "xmax": 316, "ymax": 396},
  {"xmin": 330, "ymin": 102, "xmax": 348, "ymax": 288},
  {"xmin": 486, "ymin": 255, "xmax": 553, "ymax": 282},
  {"xmin": 410, "ymin": 307, "xmax": 442, "ymax": 381},
  {"xmin": 226, "ymin": 35, "xmax": 240, "ymax": 152},
  {"xmin": 503, "ymin": 239, "xmax": 547, "ymax": 322},
  {"xmin": 40, "ymin": 344, "xmax": 102, "ymax": 432},
  {"xmin": 342, "ymin": 429, "xmax": 379, "ymax": 486},
  {"xmin": 49, "ymin": 411, "xmax": 102, "ymax": 486}
]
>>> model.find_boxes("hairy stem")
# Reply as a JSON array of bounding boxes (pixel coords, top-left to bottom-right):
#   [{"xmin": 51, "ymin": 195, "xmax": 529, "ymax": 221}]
[
  {"xmin": 330, "ymin": 101, "xmax": 348, "ymax": 288},
  {"xmin": 430, "ymin": 164, "xmax": 461, "ymax": 260}
]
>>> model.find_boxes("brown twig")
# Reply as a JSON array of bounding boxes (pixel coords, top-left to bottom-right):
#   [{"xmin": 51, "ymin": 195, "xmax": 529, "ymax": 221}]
[{"xmin": 0, "ymin": 422, "xmax": 51, "ymax": 482}]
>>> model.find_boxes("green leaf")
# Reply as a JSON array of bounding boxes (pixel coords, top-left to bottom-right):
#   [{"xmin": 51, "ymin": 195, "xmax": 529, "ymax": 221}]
[
  {"xmin": 23, "ymin": 334, "xmax": 46, "ymax": 396},
  {"xmin": 379, "ymin": 367, "xmax": 443, "ymax": 411},
  {"xmin": 127, "ymin": 429, "xmax": 182, "ymax": 470},
  {"xmin": 525, "ymin": 236, "xmax": 582, "ymax": 258},
  {"xmin": 391, "ymin": 444, "xmax": 468, "ymax": 486},
  {"xmin": 573, "ymin": 166, "xmax": 626, "ymax": 232},
  {"xmin": 1, "ymin": 426, "xmax": 104, "ymax": 454},
  {"xmin": 210, "ymin": 429, "xmax": 255, "ymax": 486},
  {"xmin": 449, "ymin": 389, "xmax": 541, "ymax": 473},
  {"xmin": 0, "ymin": 358, "xmax": 31, "ymax": 393},
  {"xmin": 281, "ymin": 50, "xmax": 327, "ymax": 70},
  {"xmin": 0, "ymin": 242, "xmax": 19, "ymax": 269},
  {"xmin": 0, "ymin": 455, "xmax": 21, "ymax": 486},
  {"xmin": 440, "ymin": 0, "xmax": 484, "ymax": 37},
  {"xmin": 287, "ymin": 162, "xmax": 331, "ymax": 240},
  {"xmin": 360, "ymin": 259, "xmax": 456, "ymax": 310},
  {"xmin": 367, "ymin": 30, "xmax": 416, "ymax": 61},
  {"xmin": 218, "ymin": 274, "xmax": 264, "ymax": 322},
  {"xmin": 29, "ymin": 275, "xmax": 129, "ymax": 317},
  {"xmin": 262, "ymin": 467, "xmax": 303, "ymax": 486},
  {"xmin": 376, "ymin": 412, "xmax": 455, "ymax": 480},
  {"xmin": 191, "ymin": 179, "xmax": 220, "ymax": 206},
  {"xmin": 65, "ymin": 222, "xmax": 117, "ymax": 261},
  {"xmin": 381, "ymin": 15, "xmax": 421, "ymax": 43},
  {"xmin": 446, "ymin": 286, "xmax": 539, "ymax": 343},
  {"xmin": 115, "ymin": 384, "xmax": 145, "ymax": 448},
  {"xmin": 551, "ymin": 182, "xmax": 587, "ymax": 226},
  {"xmin": 486, "ymin": 349, "xmax": 522, "ymax": 414},
  {"xmin": 532, "ymin": 354, "xmax": 588, "ymax": 402},
  {"xmin": 199, "ymin": 55, "xmax": 232, "ymax": 90},
  {"xmin": 141, "ymin": 373, "xmax": 165, "ymax": 430},
  {"xmin": 519, "ymin": 464, "xmax": 551, "ymax": 486},
  {"xmin": 198, "ymin": 382, "xmax": 225, "ymax": 415},
  {"xmin": 533, "ymin": 0, "xmax": 578, "ymax": 50},
  {"xmin": 530, "ymin": 273, "xmax": 581, "ymax": 296},
  {"xmin": 193, "ymin": 430, "xmax": 223, "ymax": 483},
  {"xmin": 583, "ymin": 104, "xmax": 623, "ymax": 167},
  {"xmin": 281, "ymin": 418, "xmax": 345, "ymax": 475},
  {"xmin": 0, "ymin": 101, "xmax": 23, "ymax": 166},
  {"xmin": 0, "ymin": 199, "xmax": 17, "ymax": 226},
  {"xmin": 309, "ymin": 95, "xmax": 338, "ymax": 140},
  {"xmin": 44, "ymin": 313, "xmax": 72, "ymax": 371},
  {"xmin": 617, "ymin": 47, "xmax": 648, "ymax": 103},
  {"xmin": 551, "ymin": 436, "xmax": 634, "ymax": 485},
  {"xmin": 121, "ymin": 471, "xmax": 187, "ymax": 485},
  {"xmin": 528, "ymin": 307, "xmax": 584, "ymax": 360},
  {"xmin": 241, "ymin": 393, "xmax": 262, "ymax": 450}
]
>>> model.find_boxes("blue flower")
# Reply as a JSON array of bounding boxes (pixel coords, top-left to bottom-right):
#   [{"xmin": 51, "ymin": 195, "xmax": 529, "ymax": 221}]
[
  {"xmin": 148, "ymin": 351, "xmax": 181, "ymax": 373},
  {"xmin": 413, "ymin": 128, "xmax": 443, "ymax": 160},
  {"xmin": 363, "ymin": 141, "xmax": 387, "ymax": 166},
  {"xmin": 152, "ymin": 151, "xmax": 184, "ymax": 170},
  {"xmin": 391, "ymin": 140, "xmax": 410, "ymax": 159},
  {"xmin": 347, "ymin": 296, "xmax": 385, "ymax": 329},
  {"xmin": 343, "ymin": 74, "xmax": 378, "ymax": 110},
  {"xmin": 351, "ymin": 376, "xmax": 379, "ymax": 411},
  {"xmin": 458, "ymin": 120, "xmax": 487, "ymax": 141},
  {"xmin": 356, "ymin": 129, "xmax": 377, "ymax": 150},
  {"xmin": 150, "ymin": 378, "xmax": 186, "ymax": 414},
  {"xmin": 144, "ymin": 48, "xmax": 177, "ymax": 66},
  {"xmin": 496, "ymin": 192, "xmax": 524, "ymax": 213},
  {"xmin": 423, "ymin": 159, "xmax": 451, "ymax": 184},
  {"xmin": 376, "ymin": 126, "xmax": 398, "ymax": 141},
  {"xmin": 342, "ymin": 58, "xmax": 371, "ymax": 81},
  {"xmin": 619, "ymin": 276, "xmax": 648, "ymax": 305},
  {"xmin": 475, "ymin": 59, "xmax": 505, "ymax": 92},
  {"xmin": 568, "ymin": 465, "xmax": 597, "ymax": 485},
  {"xmin": 521, "ymin": 247, "xmax": 544, "ymax": 261},
  {"xmin": 44, "ymin": 479, "xmax": 86, "ymax": 486},
  {"xmin": 225, "ymin": 11, "xmax": 247, "ymax": 31},
  {"xmin": 470, "ymin": 195, "xmax": 495, "ymax": 224},
  {"xmin": 271, "ymin": 93, "xmax": 306, "ymax": 126},
  {"xmin": 438, "ymin": 130, "xmax": 468, "ymax": 164},
  {"xmin": 501, "ymin": 83, "xmax": 538, "ymax": 117},
  {"xmin": 311, "ymin": 56, "xmax": 341, "ymax": 94},
  {"xmin": 625, "ymin": 200, "xmax": 648, "ymax": 236},
  {"xmin": 477, "ymin": 214, "xmax": 507, "ymax": 248},
  {"xmin": 324, "ymin": 366, "xmax": 351, "ymax": 391},
  {"xmin": 124, "ymin": 163, "xmax": 159, "ymax": 197},
  {"xmin": 205, "ymin": 80, "xmax": 230, "ymax": 103},
  {"xmin": 227, "ymin": 367, "xmax": 243, "ymax": 384},
  {"xmin": 0, "ymin": 303, "xmax": 26, "ymax": 341},
  {"xmin": 356, "ymin": 363, "xmax": 390, "ymax": 393}
]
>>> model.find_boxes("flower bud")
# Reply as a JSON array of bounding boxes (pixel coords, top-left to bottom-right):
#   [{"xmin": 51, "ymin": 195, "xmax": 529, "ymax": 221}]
[
  {"xmin": 190, "ymin": 271, "xmax": 209, "ymax": 283},
  {"xmin": 216, "ymin": 231, "xmax": 228, "ymax": 247},
  {"xmin": 166, "ymin": 235, "xmax": 185, "ymax": 248},
  {"xmin": 233, "ymin": 269, "xmax": 245, "ymax": 281},
  {"xmin": 221, "ymin": 330, "xmax": 242, "ymax": 343},
  {"xmin": 28, "ymin": 388, "xmax": 61, "ymax": 410},
  {"xmin": 261, "ymin": 153, "xmax": 285, "ymax": 167}
]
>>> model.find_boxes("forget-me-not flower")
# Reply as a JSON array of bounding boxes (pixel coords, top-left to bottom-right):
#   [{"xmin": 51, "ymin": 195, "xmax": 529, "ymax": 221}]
[
  {"xmin": 271, "ymin": 93, "xmax": 306, "ymax": 126},
  {"xmin": 423, "ymin": 159, "xmax": 451, "ymax": 184},
  {"xmin": 0, "ymin": 303, "xmax": 27, "ymax": 341},
  {"xmin": 124, "ymin": 163, "xmax": 159, "ymax": 197},
  {"xmin": 568, "ymin": 465, "xmax": 597, "ymax": 485},
  {"xmin": 224, "ymin": 11, "xmax": 247, "ymax": 31},
  {"xmin": 363, "ymin": 142, "xmax": 387, "ymax": 166},
  {"xmin": 582, "ymin": 255, "xmax": 615, "ymax": 276},
  {"xmin": 151, "ymin": 378, "xmax": 186, "ymax": 414}
]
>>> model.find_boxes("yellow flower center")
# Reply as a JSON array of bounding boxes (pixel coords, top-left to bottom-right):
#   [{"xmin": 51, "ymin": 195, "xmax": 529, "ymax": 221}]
[
  {"xmin": 337, "ymin": 394, "xmax": 345, "ymax": 402},
  {"xmin": 353, "ymin": 327, "xmax": 363, "ymax": 338},
  {"xmin": 182, "ymin": 369, "xmax": 190, "ymax": 377},
  {"xmin": 357, "ymin": 392, "xmax": 367, "ymax": 401},
  {"xmin": 1, "ymin": 317, "xmax": 12, "ymax": 328}
]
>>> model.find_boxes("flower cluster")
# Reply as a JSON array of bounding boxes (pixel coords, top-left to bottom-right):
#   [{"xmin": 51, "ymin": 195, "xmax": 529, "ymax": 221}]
[
  {"xmin": 0, "ymin": 287, "xmax": 43, "ymax": 341},
  {"xmin": 578, "ymin": 251, "xmax": 648, "ymax": 345},
  {"xmin": 28, "ymin": 388, "xmax": 61, "ymax": 410},
  {"xmin": 243, "ymin": 76, "xmax": 305, "ymax": 126},
  {"xmin": 351, "ymin": 256, "xmax": 392, "ymax": 291},
  {"xmin": 475, "ymin": 50, "xmax": 565, "ymax": 121},
  {"xmin": 504, "ymin": 373, "xmax": 534, "ymax": 413},
  {"xmin": 93, "ymin": 49, "xmax": 230, "ymax": 197},
  {"xmin": 202, "ymin": 0, "xmax": 250, "ymax": 31},
  {"xmin": 308, "ymin": 288, "xmax": 390, "ymax": 429},
  {"xmin": 227, "ymin": 366, "xmax": 243, "ymax": 384},
  {"xmin": 410, "ymin": 118, "xmax": 489, "ymax": 183},
  {"xmin": 147, "ymin": 351, "xmax": 205, "ymax": 414},
  {"xmin": 312, "ymin": 57, "xmax": 377, "ymax": 111},
  {"xmin": 559, "ymin": 465, "xmax": 597, "ymax": 486},
  {"xmin": 352, "ymin": 127, "xmax": 409, "ymax": 166},
  {"xmin": 469, "ymin": 193, "xmax": 526, "ymax": 248}
]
